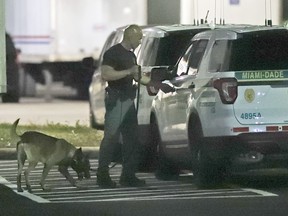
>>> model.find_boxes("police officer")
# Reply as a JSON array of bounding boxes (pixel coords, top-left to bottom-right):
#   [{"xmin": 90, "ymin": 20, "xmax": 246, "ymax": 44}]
[{"xmin": 96, "ymin": 24, "xmax": 147, "ymax": 188}]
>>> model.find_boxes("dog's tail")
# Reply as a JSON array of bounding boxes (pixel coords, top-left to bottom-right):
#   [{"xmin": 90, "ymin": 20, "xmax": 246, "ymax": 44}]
[{"xmin": 11, "ymin": 118, "xmax": 21, "ymax": 146}]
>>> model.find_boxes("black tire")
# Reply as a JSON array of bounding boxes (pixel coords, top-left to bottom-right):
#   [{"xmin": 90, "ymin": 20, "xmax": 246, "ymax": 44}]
[
  {"xmin": 152, "ymin": 119, "xmax": 180, "ymax": 181},
  {"xmin": 138, "ymin": 118, "xmax": 158, "ymax": 172},
  {"xmin": 1, "ymin": 92, "xmax": 19, "ymax": 103},
  {"xmin": 189, "ymin": 115, "xmax": 226, "ymax": 187},
  {"xmin": 155, "ymin": 150, "xmax": 180, "ymax": 181},
  {"xmin": 196, "ymin": 148, "xmax": 226, "ymax": 187}
]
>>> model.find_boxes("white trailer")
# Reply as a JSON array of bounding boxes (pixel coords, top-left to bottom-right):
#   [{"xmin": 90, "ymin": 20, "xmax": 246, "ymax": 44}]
[{"xmin": 5, "ymin": 0, "xmax": 147, "ymax": 99}]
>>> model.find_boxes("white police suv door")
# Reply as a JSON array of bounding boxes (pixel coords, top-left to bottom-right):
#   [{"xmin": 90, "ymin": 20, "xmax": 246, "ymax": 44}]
[{"xmin": 156, "ymin": 39, "xmax": 208, "ymax": 160}]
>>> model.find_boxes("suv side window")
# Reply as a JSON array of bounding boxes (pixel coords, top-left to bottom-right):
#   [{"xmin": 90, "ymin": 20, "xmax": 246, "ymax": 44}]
[
  {"xmin": 155, "ymin": 33, "xmax": 196, "ymax": 66},
  {"xmin": 187, "ymin": 40, "xmax": 208, "ymax": 75},
  {"xmin": 137, "ymin": 37, "xmax": 160, "ymax": 66},
  {"xmin": 139, "ymin": 31, "xmax": 203, "ymax": 67},
  {"xmin": 112, "ymin": 31, "xmax": 124, "ymax": 45},
  {"xmin": 208, "ymin": 40, "xmax": 231, "ymax": 72},
  {"xmin": 99, "ymin": 32, "xmax": 116, "ymax": 62},
  {"xmin": 176, "ymin": 43, "xmax": 194, "ymax": 76},
  {"xmin": 229, "ymin": 32, "xmax": 288, "ymax": 71}
]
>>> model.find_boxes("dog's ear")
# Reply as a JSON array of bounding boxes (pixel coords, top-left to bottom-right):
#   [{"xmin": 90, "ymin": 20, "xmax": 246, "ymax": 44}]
[
  {"xmin": 75, "ymin": 147, "xmax": 83, "ymax": 154},
  {"xmin": 72, "ymin": 148, "xmax": 81, "ymax": 160}
]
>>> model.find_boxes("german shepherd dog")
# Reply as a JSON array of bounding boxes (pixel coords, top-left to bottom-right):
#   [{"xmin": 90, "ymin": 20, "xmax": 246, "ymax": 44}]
[{"xmin": 11, "ymin": 119, "xmax": 91, "ymax": 193}]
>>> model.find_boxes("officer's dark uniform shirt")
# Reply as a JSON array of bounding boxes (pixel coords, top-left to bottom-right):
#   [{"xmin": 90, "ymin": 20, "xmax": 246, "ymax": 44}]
[{"xmin": 102, "ymin": 44, "xmax": 136, "ymax": 91}]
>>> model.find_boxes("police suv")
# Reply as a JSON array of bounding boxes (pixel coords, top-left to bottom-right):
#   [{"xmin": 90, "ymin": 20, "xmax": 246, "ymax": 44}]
[{"xmin": 150, "ymin": 25, "xmax": 288, "ymax": 184}]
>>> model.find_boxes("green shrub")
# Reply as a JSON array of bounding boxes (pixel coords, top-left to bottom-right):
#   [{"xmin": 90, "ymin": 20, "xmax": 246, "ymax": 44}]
[{"xmin": 0, "ymin": 122, "xmax": 103, "ymax": 148}]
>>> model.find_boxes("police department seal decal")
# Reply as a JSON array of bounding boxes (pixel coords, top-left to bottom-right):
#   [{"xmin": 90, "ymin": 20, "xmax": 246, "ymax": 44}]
[{"xmin": 244, "ymin": 89, "xmax": 255, "ymax": 103}]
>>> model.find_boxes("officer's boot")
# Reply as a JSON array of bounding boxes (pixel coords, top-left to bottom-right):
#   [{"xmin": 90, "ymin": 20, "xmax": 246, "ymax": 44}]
[{"xmin": 96, "ymin": 168, "xmax": 117, "ymax": 188}]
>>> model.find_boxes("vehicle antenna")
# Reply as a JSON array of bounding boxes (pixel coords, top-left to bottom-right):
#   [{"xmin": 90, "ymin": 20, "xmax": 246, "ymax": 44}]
[
  {"xmin": 222, "ymin": 0, "xmax": 225, "ymax": 25},
  {"xmin": 205, "ymin": 10, "xmax": 210, "ymax": 24},
  {"xmin": 214, "ymin": 0, "xmax": 217, "ymax": 24},
  {"xmin": 196, "ymin": 0, "xmax": 199, "ymax": 25},
  {"xmin": 193, "ymin": 0, "xmax": 196, "ymax": 25},
  {"xmin": 220, "ymin": 0, "xmax": 222, "ymax": 24},
  {"xmin": 265, "ymin": 0, "xmax": 267, "ymax": 26},
  {"xmin": 269, "ymin": 0, "xmax": 272, "ymax": 26}
]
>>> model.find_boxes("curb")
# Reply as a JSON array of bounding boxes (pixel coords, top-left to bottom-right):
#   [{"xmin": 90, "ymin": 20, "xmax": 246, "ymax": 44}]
[{"xmin": 0, "ymin": 147, "xmax": 99, "ymax": 160}]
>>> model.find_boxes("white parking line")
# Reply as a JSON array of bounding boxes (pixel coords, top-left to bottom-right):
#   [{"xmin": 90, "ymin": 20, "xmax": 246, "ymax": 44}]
[
  {"xmin": 0, "ymin": 160, "xmax": 279, "ymax": 204},
  {"xmin": 243, "ymin": 188, "xmax": 278, "ymax": 197}
]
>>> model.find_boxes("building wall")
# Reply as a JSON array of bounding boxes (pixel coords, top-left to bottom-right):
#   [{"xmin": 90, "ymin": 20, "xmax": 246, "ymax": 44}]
[
  {"xmin": 180, "ymin": 0, "xmax": 283, "ymax": 25},
  {"xmin": 146, "ymin": 0, "xmax": 283, "ymax": 26},
  {"xmin": 147, "ymin": 0, "xmax": 180, "ymax": 24}
]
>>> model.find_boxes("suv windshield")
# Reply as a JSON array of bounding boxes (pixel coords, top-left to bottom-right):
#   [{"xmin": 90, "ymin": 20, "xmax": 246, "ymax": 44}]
[{"xmin": 228, "ymin": 30, "xmax": 288, "ymax": 71}]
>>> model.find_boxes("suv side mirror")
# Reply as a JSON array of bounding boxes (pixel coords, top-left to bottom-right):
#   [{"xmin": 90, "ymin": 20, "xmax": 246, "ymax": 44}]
[
  {"xmin": 150, "ymin": 67, "xmax": 173, "ymax": 81},
  {"xmin": 147, "ymin": 67, "xmax": 174, "ymax": 96}
]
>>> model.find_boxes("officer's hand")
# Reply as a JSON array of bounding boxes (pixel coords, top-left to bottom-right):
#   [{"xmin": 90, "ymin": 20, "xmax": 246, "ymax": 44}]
[{"xmin": 132, "ymin": 65, "xmax": 141, "ymax": 81}]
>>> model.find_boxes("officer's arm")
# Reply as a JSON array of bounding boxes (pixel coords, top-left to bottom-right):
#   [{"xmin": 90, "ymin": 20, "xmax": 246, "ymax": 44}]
[
  {"xmin": 101, "ymin": 65, "xmax": 133, "ymax": 81},
  {"xmin": 133, "ymin": 70, "xmax": 175, "ymax": 93},
  {"xmin": 135, "ymin": 72, "xmax": 175, "ymax": 93}
]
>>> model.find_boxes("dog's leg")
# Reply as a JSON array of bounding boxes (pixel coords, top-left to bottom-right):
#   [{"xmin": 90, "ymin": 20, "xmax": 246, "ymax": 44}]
[
  {"xmin": 24, "ymin": 161, "xmax": 38, "ymax": 193},
  {"xmin": 17, "ymin": 145, "xmax": 26, "ymax": 192},
  {"xmin": 17, "ymin": 162, "xmax": 24, "ymax": 192},
  {"xmin": 40, "ymin": 164, "xmax": 53, "ymax": 191},
  {"xmin": 58, "ymin": 165, "xmax": 76, "ymax": 187}
]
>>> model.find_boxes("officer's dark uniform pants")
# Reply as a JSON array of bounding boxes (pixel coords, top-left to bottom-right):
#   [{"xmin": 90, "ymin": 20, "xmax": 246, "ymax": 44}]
[{"xmin": 98, "ymin": 95, "xmax": 140, "ymax": 177}]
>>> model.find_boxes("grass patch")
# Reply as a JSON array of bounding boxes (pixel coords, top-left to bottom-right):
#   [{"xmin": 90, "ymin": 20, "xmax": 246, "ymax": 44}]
[{"xmin": 0, "ymin": 121, "xmax": 103, "ymax": 148}]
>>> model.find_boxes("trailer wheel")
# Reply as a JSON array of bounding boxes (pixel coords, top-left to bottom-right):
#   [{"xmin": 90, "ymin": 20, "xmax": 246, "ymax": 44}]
[{"xmin": 1, "ymin": 91, "xmax": 19, "ymax": 103}]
